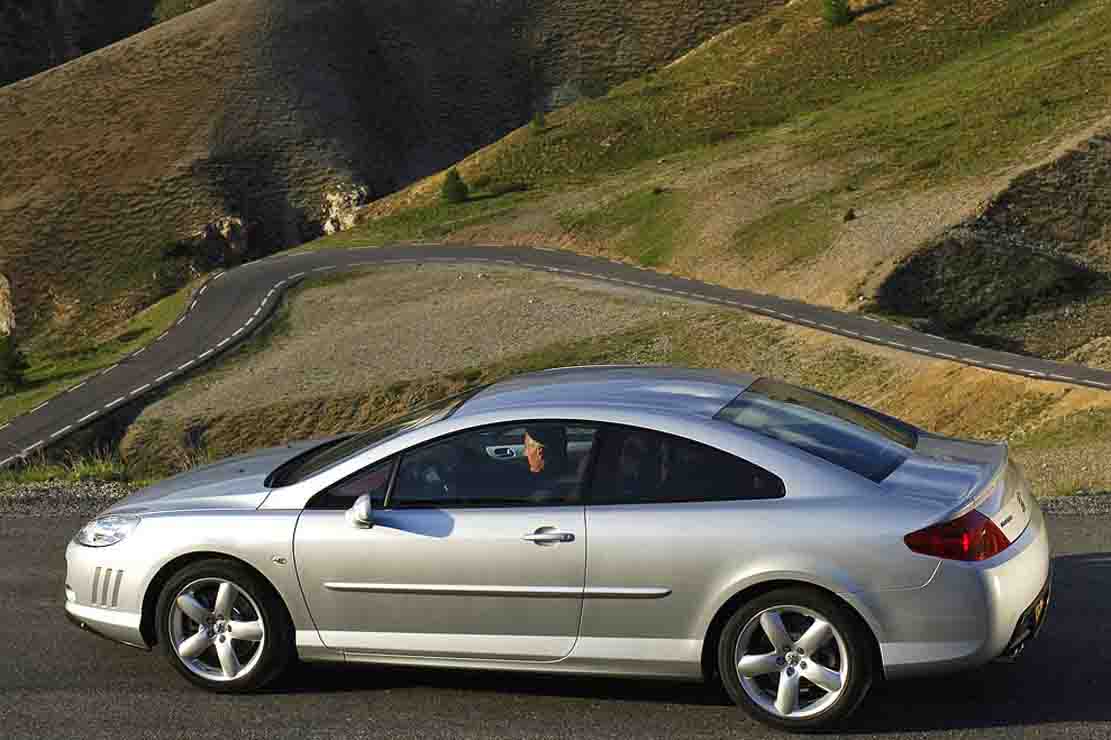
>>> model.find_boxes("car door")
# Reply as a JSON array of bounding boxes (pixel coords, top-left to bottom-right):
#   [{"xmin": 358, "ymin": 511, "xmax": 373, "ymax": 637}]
[
  {"xmin": 295, "ymin": 421, "xmax": 599, "ymax": 661},
  {"xmin": 576, "ymin": 424, "xmax": 786, "ymax": 665}
]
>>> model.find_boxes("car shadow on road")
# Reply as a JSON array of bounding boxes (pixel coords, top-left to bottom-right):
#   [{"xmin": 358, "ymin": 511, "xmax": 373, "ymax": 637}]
[{"xmin": 276, "ymin": 554, "xmax": 1111, "ymax": 730}]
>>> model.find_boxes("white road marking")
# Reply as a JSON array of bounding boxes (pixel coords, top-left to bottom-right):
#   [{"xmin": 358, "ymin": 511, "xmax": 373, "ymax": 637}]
[
  {"xmin": 23, "ymin": 441, "xmax": 42, "ymax": 454},
  {"xmin": 819, "ymin": 324, "xmax": 838, "ymax": 331},
  {"xmin": 178, "ymin": 361, "xmax": 195, "ymax": 371},
  {"xmin": 0, "ymin": 423, "xmax": 9, "ymax": 431},
  {"xmin": 0, "ymin": 456, "xmax": 15, "ymax": 466},
  {"xmin": 50, "ymin": 426, "xmax": 72, "ymax": 439},
  {"xmin": 1049, "ymin": 374, "xmax": 1072, "ymax": 381},
  {"xmin": 253, "ymin": 307, "xmax": 262, "ymax": 317},
  {"xmin": 289, "ymin": 272, "xmax": 306, "ymax": 279},
  {"xmin": 157, "ymin": 332, "xmax": 169, "ymax": 341},
  {"xmin": 798, "ymin": 318, "xmax": 817, "ymax": 326},
  {"xmin": 177, "ymin": 316, "xmax": 187, "ymax": 326},
  {"xmin": 232, "ymin": 328, "xmax": 244, "ymax": 337},
  {"xmin": 910, "ymin": 346, "xmax": 930, "ymax": 353},
  {"xmin": 245, "ymin": 317, "xmax": 254, "ymax": 326},
  {"xmin": 30, "ymin": 402, "xmax": 48, "ymax": 413},
  {"xmin": 190, "ymin": 300, "xmax": 198, "ymax": 311},
  {"xmin": 105, "ymin": 396, "xmax": 126, "ymax": 409},
  {"xmin": 78, "ymin": 412, "xmax": 98, "ymax": 424},
  {"xmin": 935, "ymin": 352, "xmax": 958, "ymax": 360},
  {"xmin": 155, "ymin": 372, "xmax": 174, "ymax": 383},
  {"xmin": 889, "ymin": 342, "xmax": 908, "ymax": 349},
  {"xmin": 102, "ymin": 364, "xmax": 118, "ymax": 375},
  {"xmin": 198, "ymin": 350, "xmax": 214, "ymax": 360},
  {"xmin": 1091, "ymin": 381, "xmax": 1111, "ymax": 388},
  {"xmin": 199, "ymin": 284, "xmax": 209, "ymax": 295},
  {"xmin": 1028, "ymin": 371, "xmax": 1047, "ymax": 378},
  {"xmin": 843, "ymin": 330, "xmax": 860, "ymax": 337},
  {"xmin": 132, "ymin": 348, "xmax": 145, "ymax": 357},
  {"xmin": 275, "ymin": 279, "xmax": 287, "ymax": 288},
  {"xmin": 988, "ymin": 363, "xmax": 1013, "ymax": 370},
  {"xmin": 863, "ymin": 316, "xmax": 881, "ymax": 323},
  {"xmin": 216, "ymin": 338, "xmax": 231, "ymax": 347},
  {"xmin": 313, "ymin": 265, "xmax": 337, "ymax": 272},
  {"xmin": 213, "ymin": 272, "xmax": 226, "ymax": 280},
  {"xmin": 266, "ymin": 289, "xmax": 275, "ymax": 298},
  {"xmin": 130, "ymin": 384, "xmax": 151, "ymax": 396},
  {"xmin": 863, "ymin": 335, "xmax": 885, "ymax": 342},
  {"xmin": 68, "ymin": 382, "xmax": 86, "ymax": 393}
]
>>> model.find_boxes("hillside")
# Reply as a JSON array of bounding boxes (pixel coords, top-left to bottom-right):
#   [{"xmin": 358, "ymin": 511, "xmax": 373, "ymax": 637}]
[
  {"xmin": 331, "ymin": 0, "xmax": 1111, "ymax": 364},
  {"xmin": 0, "ymin": 1, "xmax": 214, "ymax": 87},
  {"xmin": 0, "ymin": 0, "xmax": 783, "ymax": 349}
]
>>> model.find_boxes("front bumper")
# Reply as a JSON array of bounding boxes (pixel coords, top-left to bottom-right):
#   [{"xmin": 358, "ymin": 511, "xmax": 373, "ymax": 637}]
[{"xmin": 64, "ymin": 539, "xmax": 150, "ymax": 649}]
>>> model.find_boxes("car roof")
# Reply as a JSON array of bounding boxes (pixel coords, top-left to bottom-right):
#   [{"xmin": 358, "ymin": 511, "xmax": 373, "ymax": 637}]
[{"xmin": 455, "ymin": 365, "xmax": 758, "ymax": 421}]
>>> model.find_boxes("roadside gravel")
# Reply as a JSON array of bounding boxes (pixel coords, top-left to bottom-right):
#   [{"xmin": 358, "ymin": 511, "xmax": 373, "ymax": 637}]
[{"xmin": 0, "ymin": 480, "xmax": 138, "ymax": 518}]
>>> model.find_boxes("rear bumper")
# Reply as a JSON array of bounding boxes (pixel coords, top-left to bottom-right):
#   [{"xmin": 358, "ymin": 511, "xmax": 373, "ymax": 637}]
[{"xmin": 868, "ymin": 498, "xmax": 1051, "ymax": 680}]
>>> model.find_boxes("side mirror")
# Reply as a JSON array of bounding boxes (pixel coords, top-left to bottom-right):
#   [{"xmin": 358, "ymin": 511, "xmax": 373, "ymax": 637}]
[{"xmin": 345, "ymin": 493, "xmax": 374, "ymax": 529}]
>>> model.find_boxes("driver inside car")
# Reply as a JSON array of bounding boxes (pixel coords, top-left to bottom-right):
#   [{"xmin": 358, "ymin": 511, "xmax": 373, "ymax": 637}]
[{"xmin": 522, "ymin": 424, "xmax": 572, "ymax": 502}]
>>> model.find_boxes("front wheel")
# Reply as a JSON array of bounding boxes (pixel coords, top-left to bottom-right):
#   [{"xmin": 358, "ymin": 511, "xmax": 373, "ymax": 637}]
[
  {"xmin": 717, "ymin": 587, "xmax": 875, "ymax": 732},
  {"xmin": 154, "ymin": 559, "xmax": 293, "ymax": 692}
]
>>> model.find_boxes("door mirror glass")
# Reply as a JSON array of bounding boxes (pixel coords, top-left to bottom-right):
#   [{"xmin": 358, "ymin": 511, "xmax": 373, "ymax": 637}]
[{"xmin": 345, "ymin": 493, "xmax": 374, "ymax": 528}]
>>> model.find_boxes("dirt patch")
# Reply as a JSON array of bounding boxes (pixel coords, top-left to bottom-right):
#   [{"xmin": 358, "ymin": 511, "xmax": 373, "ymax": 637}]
[{"xmin": 141, "ymin": 263, "xmax": 699, "ymax": 422}]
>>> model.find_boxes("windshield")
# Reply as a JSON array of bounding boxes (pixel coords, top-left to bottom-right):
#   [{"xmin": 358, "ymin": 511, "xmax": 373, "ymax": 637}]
[
  {"xmin": 266, "ymin": 386, "xmax": 485, "ymax": 487},
  {"xmin": 715, "ymin": 378, "xmax": 918, "ymax": 483}
]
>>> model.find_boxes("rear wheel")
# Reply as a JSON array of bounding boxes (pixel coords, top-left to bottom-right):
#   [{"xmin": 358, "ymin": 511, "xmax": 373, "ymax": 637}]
[
  {"xmin": 717, "ymin": 587, "xmax": 874, "ymax": 732},
  {"xmin": 154, "ymin": 559, "xmax": 293, "ymax": 692}
]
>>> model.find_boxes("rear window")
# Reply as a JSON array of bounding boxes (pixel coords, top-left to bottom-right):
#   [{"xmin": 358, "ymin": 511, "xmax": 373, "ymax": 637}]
[{"xmin": 715, "ymin": 378, "xmax": 917, "ymax": 483}]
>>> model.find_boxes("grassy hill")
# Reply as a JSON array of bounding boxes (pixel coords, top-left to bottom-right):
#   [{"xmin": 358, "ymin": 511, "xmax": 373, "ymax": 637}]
[
  {"xmin": 328, "ymin": 0, "xmax": 1111, "ymax": 363},
  {"xmin": 0, "ymin": 1, "xmax": 215, "ymax": 87},
  {"xmin": 0, "ymin": 0, "xmax": 781, "ymax": 354}
]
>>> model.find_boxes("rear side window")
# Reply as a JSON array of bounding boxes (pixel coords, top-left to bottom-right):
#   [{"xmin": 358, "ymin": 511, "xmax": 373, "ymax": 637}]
[
  {"xmin": 716, "ymin": 378, "xmax": 916, "ymax": 483},
  {"xmin": 590, "ymin": 425, "xmax": 784, "ymax": 505}
]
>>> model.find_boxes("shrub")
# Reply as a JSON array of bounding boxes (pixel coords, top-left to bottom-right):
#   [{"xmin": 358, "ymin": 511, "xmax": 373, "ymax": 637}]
[
  {"xmin": 441, "ymin": 168, "xmax": 469, "ymax": 204},
  {"xmin": 530, "ymin": 109, "xmax": 547, "ymax": 133},
  {"xmin": 823, "ymin": 0, "xmax": 853, "ymax": 26},
  {"xmin": 471, "ymin": 174, "xmax": 492, "ymax": 189}
]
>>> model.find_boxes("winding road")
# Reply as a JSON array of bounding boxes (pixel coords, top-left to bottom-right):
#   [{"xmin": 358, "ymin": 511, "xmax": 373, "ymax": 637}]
[{"xmin": 3, "ymin": 243, "xmax": 1109, "ymax": 465}]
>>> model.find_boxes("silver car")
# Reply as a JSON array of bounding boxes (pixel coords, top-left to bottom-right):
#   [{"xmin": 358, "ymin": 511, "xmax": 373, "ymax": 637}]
[{"xmin": 65, "ymin": 366, "xmax": 1051, "ymax": 732}]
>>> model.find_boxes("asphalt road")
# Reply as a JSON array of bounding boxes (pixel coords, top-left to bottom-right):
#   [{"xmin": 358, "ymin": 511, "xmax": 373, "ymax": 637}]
[
  {"xmin": 1, "ymin": 513, "xmax": 1108, "ymax": 739},
  {"xmin": 3, "ymin": 244, "xmax": 1111, "ymax": 466}
]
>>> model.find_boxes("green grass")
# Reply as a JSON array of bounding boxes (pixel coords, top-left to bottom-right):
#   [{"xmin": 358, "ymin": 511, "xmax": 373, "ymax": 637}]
[
  {"xmin": 557, "ymin": 187, "xmax": 689, "ymax": 266},
  {"xmin": 0, "ymin": 448, "xmax": 134, "ymax": 486},
  {"xmin": 477, "ymin": 0, "xmax": 1107, "ymax": 191},
  {"xmin": 298, "ymin": 189, "xmax": 537, "ymax": 250},
  {"xmin": 731, "ymin": 195, "xmax": 839, "ymax": 267},
  {"xmin": 1013, "ymin": 408, "xmax": 1111, "ymax": 451},
  {"xmin": 0, "ymin": 279, "xmax": 201, "ymax": 425}
]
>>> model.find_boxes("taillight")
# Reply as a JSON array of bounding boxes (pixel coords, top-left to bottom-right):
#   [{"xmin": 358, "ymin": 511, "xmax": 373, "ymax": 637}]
[{"xmin": 904, "ymin": 509, "xmax": 1011, "ymax": 562}]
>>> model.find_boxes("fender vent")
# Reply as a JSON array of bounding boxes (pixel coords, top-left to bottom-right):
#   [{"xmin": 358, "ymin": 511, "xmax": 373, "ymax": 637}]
[{"xmin": 90, "ymin": 567, "xmax": 124, "ymax": 607}]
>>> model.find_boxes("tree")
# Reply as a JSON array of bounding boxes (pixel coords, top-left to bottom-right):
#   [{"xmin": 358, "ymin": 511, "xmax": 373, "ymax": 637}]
[
  {"xmin": 441, "ymin": 168, "xmax": 469, "ymax": 204},
  {"xmin": 823, "ymin": 0, "xmax": 852, "ymax": 26}
]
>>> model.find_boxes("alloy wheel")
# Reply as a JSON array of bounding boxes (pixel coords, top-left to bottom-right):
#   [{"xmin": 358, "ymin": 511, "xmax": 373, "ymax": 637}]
[
  {"xmin": 168, "ymin": 577, "xmax": 266, "ymax": 682},
  {"xmin": 733, "ymin": 604, "xmax": 849, "ymax": 720}
]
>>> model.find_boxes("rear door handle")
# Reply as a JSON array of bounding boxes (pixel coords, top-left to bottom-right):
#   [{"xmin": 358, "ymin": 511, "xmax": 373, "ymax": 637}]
[{"xmin": 522, "ymin": 530, "xmax": 575, "ymax": 544}]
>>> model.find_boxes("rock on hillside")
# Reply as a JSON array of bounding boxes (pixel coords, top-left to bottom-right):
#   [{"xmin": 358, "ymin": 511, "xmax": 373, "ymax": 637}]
[{"xmin": 0, "ymin": 0, "xmax": 784, "ymax": 344}]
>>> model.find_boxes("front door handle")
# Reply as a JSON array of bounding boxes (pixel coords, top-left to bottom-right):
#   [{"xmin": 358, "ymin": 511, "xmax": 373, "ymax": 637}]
[{"xmin": 522, "ymin": 530, "xmax": 575, "ymax": 544}]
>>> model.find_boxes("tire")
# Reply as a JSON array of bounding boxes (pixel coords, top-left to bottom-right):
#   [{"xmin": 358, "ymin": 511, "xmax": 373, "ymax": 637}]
[
  {"xmin": 154, "ymin": 558, "xmax": 294, "ymax": 693},
  {"xmin": 717, "ymin": 587, "xmax": 874, "ymax": 733}
]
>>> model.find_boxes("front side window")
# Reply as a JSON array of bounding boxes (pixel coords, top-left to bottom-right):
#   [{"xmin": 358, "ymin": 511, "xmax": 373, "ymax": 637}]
[
  {"xmin": 590, "ymin": 425, "xmax": 784, "ymax": 505},
  {"xmin": 307, "ymin": 458, "xmax": 394, "ymax": 511},
  {"xmin": 391, "ymin": 422, "xmax": 599, "ymax": 508},
  {"xmin": 716, "ymin": 378, "xmax": 917, "ymax": 483}
]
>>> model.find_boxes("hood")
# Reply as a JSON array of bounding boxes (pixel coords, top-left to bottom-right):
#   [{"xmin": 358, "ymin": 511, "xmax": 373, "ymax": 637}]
[{"xmin": 107, "ymin": 439, "xmax": 334, "ymax": 514}]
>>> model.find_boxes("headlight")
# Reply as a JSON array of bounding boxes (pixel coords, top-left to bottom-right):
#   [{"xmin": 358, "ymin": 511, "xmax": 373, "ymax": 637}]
[{"xmin": 74, "ymin": 514, "xmax": 141, "ymax": 547}]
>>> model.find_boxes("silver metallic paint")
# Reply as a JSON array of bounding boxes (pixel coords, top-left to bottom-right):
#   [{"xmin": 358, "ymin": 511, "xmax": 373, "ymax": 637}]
[{"xmin": 62, "ymin": 366, "xmax": 1051, "ymax": 685}]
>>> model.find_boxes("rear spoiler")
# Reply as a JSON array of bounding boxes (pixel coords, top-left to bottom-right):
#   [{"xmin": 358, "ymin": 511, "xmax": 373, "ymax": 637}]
[{"xmin": 937, "ymin": 441, "xmax": 1009, "ymax": 523}]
